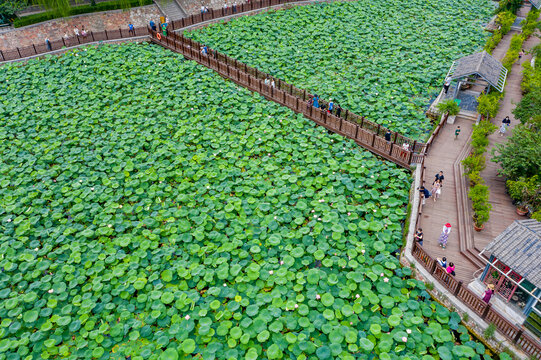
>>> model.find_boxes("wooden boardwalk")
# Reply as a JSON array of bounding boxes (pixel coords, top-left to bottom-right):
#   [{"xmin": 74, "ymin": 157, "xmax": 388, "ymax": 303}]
[{"xmin": 418, "ymin": 5, "xmax": 540, "ymax": 284}]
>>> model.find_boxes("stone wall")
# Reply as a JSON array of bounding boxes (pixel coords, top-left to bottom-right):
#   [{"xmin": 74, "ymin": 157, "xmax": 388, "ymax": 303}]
[
  {"xmin": 0, "ymin": 5, "xmax": 162, "ymax": 50},
  {"xmin": 177, "ymin": 0, "xmax": 248, "ymax": 16}
]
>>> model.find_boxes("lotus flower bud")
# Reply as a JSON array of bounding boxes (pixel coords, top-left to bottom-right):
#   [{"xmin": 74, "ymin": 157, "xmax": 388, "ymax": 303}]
[{"xmin": 316, "ymin": 294, "xmax": 321, "ymax": 300}]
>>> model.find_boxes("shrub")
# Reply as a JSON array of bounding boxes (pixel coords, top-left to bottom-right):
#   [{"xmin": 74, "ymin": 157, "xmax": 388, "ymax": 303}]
[
  {"xmin": 469, "ymin": 184, "xmax": 491, "ymax": 227},
  {"xmin": 521, "ymin": 9, "xmax": 541, "ymax": 38},
  {"xmin": 493, "ymin": 125, "xmax": 541, "ymax": 179},
  {"xmin": 484, "ymin": 323, "xmax": 497, "ymax": 339},
  {"xmin": 436, "ymin": 99, "xmax": 460, "ymax": 116},
  {"xmin": 467, "ymin": 171, "xmax": 484, "ymax": 187},
  {"xmin": 494, "ymin": 0, "xmax": 522, "ymax": 15},
  {"xmin": 470, "ymin": 121, "xmax": 496, "ymax": 154},
  {"xmin": 477, "ymin": 92, "xmax": 503, "ymax": 119},
  {"xmin": 13, "ymin": 0, "xmax": 152, "ymax": 28},
  {"xmin": 462, "ymin": 154, "xmax": 486, "ymax": 175},
  {"xmin": 507, "ymin": 176, "xmax": 541, "ymax": 212},
  {"xmin": 498, "ymin": 11, "xmax": 516, "ymax": 34},
  {"xmin": 520, "ymin": 62, "xmax": 541, "ymax": 94}
]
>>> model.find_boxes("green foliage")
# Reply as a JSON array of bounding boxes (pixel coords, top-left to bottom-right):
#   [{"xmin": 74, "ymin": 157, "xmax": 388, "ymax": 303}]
[
  {"xmin": 462, "ymin": 154, "xmax": 486, "ymax": 175},
  {"xmin": 0, "ymin": 42, "xmax": 489, "ymax": 359},
  {"xmin": 514, "ymin": 87, "xmax": 541, "ymax": 128},
  {"xmin": 467, "ymin": 171, "xmax": 484, "ymax": 187},
  {"xmin": 469, "ymin": 184, "xmax": 492, "ymax": 227},
  {"xmin": 470, "ymin": 121, "xmax": 497, "ymax": 155},
  {"xmin": 498, "ymin": 11, "xmax": 516, "ymax": 34},
  {"xmin": 507, "ymin": 176, "xmax": 541, "ymax": 212},
  {"xmin": 521, "ymin": 9, "xmax": 541, "ymax": 39},
  {"xmin": 521, "ymin": 62, "xmax": 541, "ymax": 94},
  {"xmin": 436, "ymin": 99, "xmax": 460, "ymax": 116},
  {"xmin": 0, "ymin": 0, "xmax": 27, "ymax": 24},
  {"xmin": 493, "ymin": 124, "xmax": 541, "ymax": 179},
  {"xmin": 484, "ymin": 31, "xmax": 502, "ymax": 54},
  {"xmin": 187, "ymin": 0, "xmax": 494, "ymax": 139},
  {"xmin": 477, "ymin": 91, "xmax": 503, "ymax": 119},
  {"xmin": 494, "ymin": 0, "xmax": 522, "ymax": 15},
  {"xmin": 13, "ymin": 0, "xmax": 152, "ymax": 27}
]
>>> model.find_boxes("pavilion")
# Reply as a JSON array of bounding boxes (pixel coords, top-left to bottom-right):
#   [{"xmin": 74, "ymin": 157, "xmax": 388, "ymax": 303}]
[
  {"xmin": 445, "ymin": 51, "xmax": 508, "ymax": 93},
  {"xmin": 478, "ymin": 220, "xmax": 541, "ymax": 338}
]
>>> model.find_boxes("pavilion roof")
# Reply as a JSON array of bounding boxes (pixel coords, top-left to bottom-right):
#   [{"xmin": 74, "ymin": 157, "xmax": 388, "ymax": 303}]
[
  {"xmin": 531, "ymin": 0, "xmax": 540, "ymax": 10},
  {"xmin": 485, "ymin": 220, "xmax": 541, "ymax": 288},
  {"xmin": 446, "ymin": 51, "xmax": 507, "ymax": 92}
]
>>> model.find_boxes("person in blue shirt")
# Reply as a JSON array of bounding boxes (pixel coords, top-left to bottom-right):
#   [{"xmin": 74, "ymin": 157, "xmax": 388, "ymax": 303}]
[
  {"xmin": 150, "ymin": 20, "xmax": 156, "ymax": 31},
  {"xmin": 328, "ymin": 100, "xmax": 334, "ymax": 114},
  {"xmin": 128, "ymin": 23, "xmax": 135, "ymax": 35},
  {"xmin": 313, "ymin": 95, "xmax": 319, "ymax": 108}
]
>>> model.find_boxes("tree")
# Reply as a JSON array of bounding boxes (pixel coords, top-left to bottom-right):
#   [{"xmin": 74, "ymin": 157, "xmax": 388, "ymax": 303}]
[
  {"xmin": 30, "ymin": 0, "xmax": 143, "ymax": 17},
  {"xmin": 0, "ymin": 0, "xmax": 27, "ymax": 23},
  {"xmin": 436, "ymin": 99, "xmax": 460, "ymax": 117},
  {"xmin": 492, "ymin": 124, "xmax": 541, "ymax": 180}
]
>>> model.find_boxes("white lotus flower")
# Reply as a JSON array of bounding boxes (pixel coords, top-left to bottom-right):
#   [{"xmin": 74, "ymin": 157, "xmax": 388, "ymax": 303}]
[
  {"xmin": 361, "ymin": 249, "xmax": 365, "ymax": 254},
  {"xmin": 48, "ymin": 289, "xmax": 54, "ymax": 293},
  {"xmin": 223, "ymin": 283, "xmax": 227, "ymax": 287},
  {"xmin": 280, "ymin": 261, "xmax": 284, "ymax": 265},
  {"xmin": 34, "ymin": 248, "xmax": 39, "ymax": 251},
  {"xmin": 316, "ymin": 294, "xmax": 321, "ymax": 300},
  {"xmin": 384, "ymin": 278, "xmax": 389, "ymax": 283},
  {"xmin": 356, "ymin": 294, "xmax": 360, "ymax": 298},
  {"xmin": 294, "ymin": 304, "xmax": 298, "ymax": 309},
  {"xmin": 6, "ymin": 219, "xmax": 11, "ymax": 222},
  {"xmin": 402, "ymin": 337, "xmax": 407, "ymax": 342},
  {"xmin": 269, "ymin": 270, "xmax": 273, "ymax": 275},
  {"xmin": 91, "ymin": 187, "xmax": 94, "ymax": 191},
  {"xmin": 406, "ymin": 329, "xmax": 412, "ymax": 334},
  {"xmin": 185, "ymin": 315, "xmax": 190, "ymax": 320}
]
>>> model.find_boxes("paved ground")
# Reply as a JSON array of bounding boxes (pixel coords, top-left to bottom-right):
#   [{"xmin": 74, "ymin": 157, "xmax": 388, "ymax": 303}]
[
  {"xmin": 418, "ymin": 4, "xmax": 540, "ymax": 284},
  {"xmin": 0, "ymin": 5, "xmax": 162, "ymax": 50}
]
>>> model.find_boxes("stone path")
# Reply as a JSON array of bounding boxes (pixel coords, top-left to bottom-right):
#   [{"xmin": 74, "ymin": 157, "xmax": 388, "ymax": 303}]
[{"xmin": 418, "ymin": 4, "xmax": 540, "ymax": 284}]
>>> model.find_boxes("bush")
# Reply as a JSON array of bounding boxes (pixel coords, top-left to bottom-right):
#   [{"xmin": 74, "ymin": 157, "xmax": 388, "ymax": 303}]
[
  {"xmin": 521, "ymin": 62, "xmax": 541, "ymax": 94},
  {"xmin": 467, "ymin": 171, "xmax": 484, "ymax": 187},
  {"xmin": 507, "ymin": 176, "xmax": 541, "ymax": 212},
  {"xmin": 493, "ymin": 125, "xmax": 541, "ymax": 179},
  {"xmin": 522, "ymin": 9, "xmax": 540, "ymax": 38},
  {"xmin": 470, "ymin": 121, "xmax": 497, "ymax": 154},
  {"xmin": 495, "ymin": 0, "xmax": 522, "ymax": 15},
  {"xmin": 498, "ymin": 11, "xmax": 516, "ymax": 34},
  {"xmin": 13, "ymin": 0, "xmax": 152, "ymax": 28},
  {"xmin": 462, "ymin": 154, "xmax": 486, "ymax": 175},
  {"xmin": 469, "ymin": 184, "xmax": 492, "ymax": 227},
  {"xmin": 436, "ymin": 99, "xmax": 460, "ymax": 116},
  {"xmin": 477, "ymin": 92, "xmax": 503, "ymax": 119}
]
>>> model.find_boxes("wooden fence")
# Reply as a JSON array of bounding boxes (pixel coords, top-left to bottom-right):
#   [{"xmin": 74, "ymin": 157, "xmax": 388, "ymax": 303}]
[
  {"xmin": 149, "ymin": 29, "xmax": 427, "ymax": 167},
  {"xmin": 412, "ymin": 241, "xmax": 541, "ymax": 358}
]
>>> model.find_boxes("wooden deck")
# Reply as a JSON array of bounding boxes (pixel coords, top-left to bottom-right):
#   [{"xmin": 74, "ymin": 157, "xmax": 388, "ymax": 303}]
[{"xmin": 418, "ymin": 5, "xmax": 540, "ymax": 285}]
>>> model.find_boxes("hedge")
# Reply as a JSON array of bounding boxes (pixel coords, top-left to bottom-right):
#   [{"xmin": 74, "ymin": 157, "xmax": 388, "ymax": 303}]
[{"xmin": 13, "ymin": 0, "xmax": 153, "ymax": 28}]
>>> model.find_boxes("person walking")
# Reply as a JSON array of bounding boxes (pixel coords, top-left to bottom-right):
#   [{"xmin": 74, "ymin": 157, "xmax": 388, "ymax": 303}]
[
  {"xmin": 443, "ymin": 77, "xmax": 451, "ymax": 94},
  {"xmin": 384, "ymin": 129, "xmax": 392, "ymax": 143},
  {"xmin": 518, "ymin": 49, "xmax": 525, "ymax": 63},
  {"xmin": 336, "ymin": 105, "xmax": 341, "ymax": 117},
  {"xmin": 74, "ymin": 26, "xmax": 80, "ymax": 36},
  {"xmin": 233, "ymin": 2, "xmax": 237, "ymax": 12},
  {"xmin": 446, "ymin": 262, "xmax": 455, "ymax": 276},
  {"xmin": 150, "ymin": 20, "xmax": 156, "ymax": 31},
  {"xmin": 306, "ymin": 96, "xmax": 313, "ymax": 109},
  {"xmin": 438, "ymin": 223, "xmax": 451, "ymax": 249},
  {"xmin": 502, "ymin": 116, "xmax": 511, "ymax": 127},
  {"xmin": 162, "ymin": 22, "xmax": 167, "ymax": 37},
  {"xmin": 129, "ymin": 23, "xmax": 135, "ymax": 36},
  {"xmin": 437, "ymin": 257, "xmax": 447, "ymax": 267},
  {"xmin": 414, "ymin": 228, "xmax": 423, "ymax": 246},
  {"xmin": 312, "ymin": 95, "xmax": 319, "ymax": 108},
  {"xmin": 499, "ymin": 123, "xmax": 507, "ymax": 137},
  {"xmin": 454, "ymin": 126, "xmax": 460, "ymax": 140},
  {"xmin": 328, "ymin": 99, "xmax": 334, "ymax": 114},
  {"xmin": 431, "ymin": 179, "xmax": 442, "ymax": 202},
  {"xmin": 201, "ymin": 5, "xmax": 206, "ymax": 14},
  {"xmin": 264, "ymin": 77, "xmax": 270, "ymax": 86},
  {"xmin": 434, "ymin": 171, "xmax": 444, "ymax": 184},
  {"xmin": 482, "ymin": 284, "xmax": 495, "ymax": 303},
  {"xmin": 45, "ymin": 38, "xmax": 52, "ymax": 51},
  {"xmin": 270, "ymin": 79, "xmax": 275, "ymax": 88},
  {"xmin": 81, "ymin": 26, "xmax": 87, "ymax": 38}
]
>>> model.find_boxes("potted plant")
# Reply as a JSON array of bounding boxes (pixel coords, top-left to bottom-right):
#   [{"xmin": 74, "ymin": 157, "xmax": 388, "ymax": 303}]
[{"xmin": 507, "ymin": 176, "xmax": 540, "ymax": 216}]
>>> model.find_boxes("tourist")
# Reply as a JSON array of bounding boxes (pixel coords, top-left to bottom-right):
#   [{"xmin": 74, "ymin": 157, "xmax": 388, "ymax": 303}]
[
  {"xmin": 482, "ymin": 284, "xmax": 495, "ymax": 303},
  {"xmin": 518, "ymin": 49, "xmax": 524, "ymax": 62},
  {"xmin": 437, "ymin": 257, "xmax": 447, "ymax": 267},
  {"xmin": 320, "ymin": 103, "xmax": 327, "ymax": 112},
  {"xmin": 201, "ymin": 45, "xmax": 208, "ymax": 56},
  {"xmin": 45, "ymin": 38, "xmax": 52, "ymax": 51},
  {"xmin": 335, "ymin": 104, "xmax": 341, "ymax": 117},
  {"xmin": 446, "ymin": 262, "xmax": 455, "ymax": 276},
  {"xmin": 74, "ymin": 26, "xmax": 80, "ymax": 36},
  {"xmin": 63, "ymin": 32, "xmax": 69, "ymax": 39},
  {"xmin": 454, "ymin": 126, "xmax": 460, "ymax": 140},
  {"xmin": 264, "ymin": 77, "xmax": 270, "ymax": 86},
  {"xmin": 201, "ymin": 5, "xmax": 206, "ymax": 14},
  {"xmin": 313, "ymin": 94, "xmax": 319, "ymax": 108},
  {"xmin": 328, "ymin": 99, "xmax": 333, "ymax": 114},
  {"xmin": 165, "ymin": 16, "xmax": 170, "ymax": 25},
  {"xmin": 384, "ymin": 129, "xmax": 392, "ymax": 143},
  {"xmin": 438, "ymin": 223, "xmax": 451, "ymax": 249},
  {"xmin": 414, "ymin": 228, "xmax": 423, "ymax": 246},
  {"xmin": 81, "ymin": 26, "xmax": 87, "ymax": 38},
  {"xmin": 419, "ymin": 186, "xmax": 431, "ymax": 205},
  {"xmin": 162, "ymin": 23, "xmax": 167, "ymax": 37},
  {"xmin": 443, "ymin": 77, "xmax": 451, "ymax": 94},
  {"xmin": 431, "ymin": 179, "xmax": 442, "ymax": 202},
  {"xmin": 306, "ymin": 96, "xmax": 313, "ymax": 109},
  {"xmin": 502, "ymin": 116, "xmax": 511, "ymax": 127},
  {"xmin": 270, "ymin": 79, "xmax": 275, "ymax": 88},
  {"xmin": 150, "ymin": 20, "xmax": 156, "ymax": 31},
  {"xmin": 233, "ymin": 2, "xmax": 237, "ymax": 12},
  {"xmin": 129, "ymin": 23, "xmax": 135, "ymax": 36},
  {"xmin": 434, "ymin": 171, "xmax": 444, "ymax": 185},
  {"xmin": 499, "ymin": 123, "xmax": 507, "ymax": 137}
]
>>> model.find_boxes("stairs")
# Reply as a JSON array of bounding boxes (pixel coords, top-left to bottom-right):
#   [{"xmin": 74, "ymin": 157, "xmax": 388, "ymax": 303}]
[{"xmin": 154, "ymin": 0, "xmax": 187, "ymax": 21}]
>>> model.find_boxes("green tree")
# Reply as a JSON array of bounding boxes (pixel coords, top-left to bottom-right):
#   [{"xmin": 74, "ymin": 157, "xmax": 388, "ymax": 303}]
[
  {"xmin": 514, "ymin": 87, "xmax": 541, "ymax": 129},
  {"xmin": 31, "ymin": 0, "xmax": 144, "ymax": 17},
  {"xmin": 0, "ymin": 0, "xmax": 27, "ymax": 23},
  {"xmin": 492, "ymin": 125, "xmax": 541, "ymax": 180},
  {"xmin": 436, "ymin": 99, "xmax": 460, "ymax": 116}
]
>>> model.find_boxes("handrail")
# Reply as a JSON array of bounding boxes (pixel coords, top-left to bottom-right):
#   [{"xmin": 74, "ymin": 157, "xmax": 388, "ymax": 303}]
[
  {"xmin": 149, "ymin": 28, "xmax": 425, "ymax": 168},
  {"xmin": 411, "ymin": 241, "xmax": 541, "ymax": 359}
]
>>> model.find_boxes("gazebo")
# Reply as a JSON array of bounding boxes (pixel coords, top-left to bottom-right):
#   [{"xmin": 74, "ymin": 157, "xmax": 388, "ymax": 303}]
[
  {"xmin": 478, "ymin": 220, "xmax": 541, "ymax": 337},
  {"xmin": 445, "ymin": 51, "xmax": 508, "ymax": 93},
  {"xmin": 531, "ymin": 0, "xmax": 540, "ymax": 10}
]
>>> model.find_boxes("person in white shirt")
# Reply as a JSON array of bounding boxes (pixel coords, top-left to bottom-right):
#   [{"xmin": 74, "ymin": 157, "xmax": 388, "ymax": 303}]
[{"xmin": 74, "ymin": 26, "xmax": 80, "ymax": 36}]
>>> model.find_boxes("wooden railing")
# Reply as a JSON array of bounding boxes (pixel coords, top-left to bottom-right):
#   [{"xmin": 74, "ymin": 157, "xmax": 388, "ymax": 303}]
[
  {"xmin": 412, "ymin": 241, "xmax": 541, "ymax": 359},
  {"xmin": 149, "ymin": 29, "xmax": 426, "ymax": 167}
]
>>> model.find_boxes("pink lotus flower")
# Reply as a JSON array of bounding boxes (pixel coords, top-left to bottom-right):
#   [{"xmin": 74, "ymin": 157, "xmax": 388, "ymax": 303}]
[
  {"xmin": 355, "ymin": 294, "xmax": 360, "ymax": 298},
  {"xmin": 294, "ymin": 304, "xmax": 298, "ymax": 309},
  {"xmin": 384, "ymin": 278, "xmax": 389, "ymax": 283},
  {"xmin": 316, "ymin": 294, "xmax": 321, "ymax": 300},
  {"xmin": 380, "ymin": 273, "xmax": 384, "ymax": 277},
  {"xmin": 361, "ymin": 249, "xmax": 365, "ymax": 254},
  {"xmin": 223, "ymin": 283, "xmax": 227, "ymax": 287},
  {"xmin": 402, "ymin": 337, "xmax": 407, "ymax": 342},
  {"xmin": 185, "ymin": 315, "xmax": 190, "ymax": 320},
  {"xmin": 347, "ymin": 212, "xmax": 351, "ymax": 216},
  {"xmin": 280, "ymin": 261, "xmax": 284, "ymax": 265}
]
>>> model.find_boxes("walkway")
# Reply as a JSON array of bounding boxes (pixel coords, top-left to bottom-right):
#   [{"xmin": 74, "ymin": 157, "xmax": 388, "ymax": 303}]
[{"xmin": 418, "ymin": 4, "xmax": 540, "ymax": 284}]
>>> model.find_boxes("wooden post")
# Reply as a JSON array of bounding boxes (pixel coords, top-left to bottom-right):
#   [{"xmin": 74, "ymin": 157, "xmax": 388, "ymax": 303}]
[
  {"xmin": 339, "ymin": 117, "xmax": 343, "ymax": 131},
  {"xmin": 389, "ymin": 143, "xmax": 393, "ymax": 155},
  {"xmin": 32, "ymin": 44, "xmax": 37, "ymax": 54},
  {"xmin": 355, "ymin": 125, "xmax": 359, "ymax": 139},
  {"xmin": 105, "ymin": 30, "xmax": 109, "ymax": 40},
  {"xmin": 412, "ymin": 140, "xmax": 418, "ymax": 153},
  {"xmin": 360, "ymin": 116, "xmax": 365, "ymax": 128},
  {"xmin": 227, "ymin": 65, "xmax": 230, "ymax": 77},
  {"xmin": 0, "ymin": 50, "xmax": 4, "ymax": 61},
  {"xmin": 283, "ymin": 90, "xmax": 285, "ymax": 104},
  {"xmin": 91, "ymin": 31, "xmax": 95, "ymax": 41},
  {"xmin": 481, "ymin": 304, "xmax": 491, "ymax": 319},
  {"xmin": 16, "ymin": 48, "xmax": 21, "ymax": 58},
  {"xmin": 393, "ymin": 132, "xmax": 398, "ymax": 143},
  {"xmin": 454, "ymin": 281, "xmax": 462, "ymax": 296},
  {"xmin": 429, "ymin": 260, "xmax": 437, "ymax": 274},
  {"xmin": 244, "ymin": 63, "xmax": 247, "ymax": 73},
  {"xmin": 513, "ymin": 329, "xmax": 523, "ymax": 343},
  {"xmin": 259, "ymin": 79, "xmax": 262, "ymax": 92},
  {"xmin": 408, "ymin": 150, "xmax": 413, "ymax": 165},
  {"xmin": 289, "ymin": 83, "xmax": 293, "ymax": 95},
  {"xmin": 345, "ymin": 109, "xmax": 349, "ymax": 121},
  {"xmin": 310, "ymin": 105, "xmax": 313, "ymax": 117},
  {"xmin": 303, "ymin": 89, "xmax": 306, "ymax": 101},
  {"xmin": 119, "ymin": 28, "xmax": 122, "ymax": 38},
  {"xmin": 77, "ymin": 35, "xmax": 81, "ymax": 44},
  {"xmin": 371, "ymin": 133, "xmax": 376, "ymax": 147},
  {"xmin": 62, "ymin": 37, "xmax": 66, "ymax": 46},
  {"xmin": 376, "ymin": 124, "xmax": 381, "ymax": 136},
  {"xmin": 296, "ymin": 97, "xmax": 299, "ymax": 111}
]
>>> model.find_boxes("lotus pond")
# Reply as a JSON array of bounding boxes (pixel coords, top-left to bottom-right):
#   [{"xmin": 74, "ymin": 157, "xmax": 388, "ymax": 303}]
[
  {"xmin": 186, "ymin": 0, "xmax": 493, "ymax": 139},
  {"xmin": 0, "ymin": 43, "xmax": 493, "ymax": 359}
]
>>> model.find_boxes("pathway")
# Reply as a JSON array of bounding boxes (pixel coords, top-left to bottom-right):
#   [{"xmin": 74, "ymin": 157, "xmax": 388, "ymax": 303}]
[
  {"xmin": 154, "ymin": 0, "xmax": 187, "ymax": 21},
  {"xmin": 418, "ymin": 4, "xmax": 539, "ymax": 284}
]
